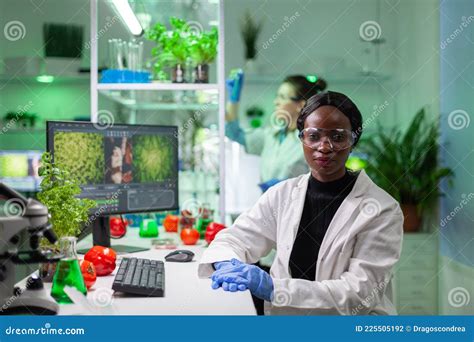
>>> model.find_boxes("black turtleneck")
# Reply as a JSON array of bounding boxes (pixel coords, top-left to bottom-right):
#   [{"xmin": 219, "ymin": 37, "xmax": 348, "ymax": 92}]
[{"xmin": 289, "ymin": 169, "xmax": 358, "ymax": 280}]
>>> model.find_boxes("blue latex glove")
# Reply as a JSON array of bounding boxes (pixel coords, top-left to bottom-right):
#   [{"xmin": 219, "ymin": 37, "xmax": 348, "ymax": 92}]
[
  {"xmin": 225, "ymin": 120, "xmax": 246, "ymax": 146},
  {"xmin": 212, "ymin": 260, "xmax": 248, "ymax": 291},
  {"xmin": 211, "ymin": 259, "xmax": 274, "ymax": 301},
  {"xmin": 258, "ymin": 178, "xmax": 283, "ymax": 193},
  {"xmin": 213, "ymin": 260, "xmax": 233, "ymax": 270},
  {"xmin": 226, "ymin": 69, "xmax": 244, "ymax": 103}
]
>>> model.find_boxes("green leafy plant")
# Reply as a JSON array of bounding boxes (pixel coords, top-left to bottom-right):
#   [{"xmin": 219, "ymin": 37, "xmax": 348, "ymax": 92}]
[
  {"xmin": 146, "ymin": 17, "xmax": 193, "ymax": 79},
  {"xmin": 37, "ymin": 152, "xmax": 96, "ymax": 240},
  {"xmin": 189, "ymin": 27, "xmax": 218, "ymax": 65},
  {"xmin": 357, "ymin": 108, "xmax": 453, "ymax": 213},
  {"xmin": 4, "ymin": 111, "xmax": 38, "ymax": 128},
  {"xmin": 240, "ymin": 10, "xmax": 263, "ymax": 59},
  {"xmin": 146, "ymin": 17, "xmax": 219, "ymax": 80}
]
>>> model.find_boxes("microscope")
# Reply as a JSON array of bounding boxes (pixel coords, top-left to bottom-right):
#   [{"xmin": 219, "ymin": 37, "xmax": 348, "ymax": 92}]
[{"xmin": 0, "ymin": 182, "xmax": 61, "ymax": 315}]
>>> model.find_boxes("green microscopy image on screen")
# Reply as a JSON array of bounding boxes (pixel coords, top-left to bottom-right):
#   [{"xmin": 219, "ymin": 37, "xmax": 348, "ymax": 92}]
[
  {"xmin": 54, "ymin": 132, "xmax": 105, "ymax": 184},
  {"xmin": 0, "ymin": 154, "xmax": 28, "ymax": 177},
  {"xmin": 132, "ymin": 135, "xmax": 175, "ymax": 182}
]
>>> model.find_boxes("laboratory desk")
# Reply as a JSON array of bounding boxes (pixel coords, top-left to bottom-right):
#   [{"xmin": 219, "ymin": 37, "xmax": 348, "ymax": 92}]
[{"xmin": 21, "ymin": 228, "xmax": 256, "ymax": 315}]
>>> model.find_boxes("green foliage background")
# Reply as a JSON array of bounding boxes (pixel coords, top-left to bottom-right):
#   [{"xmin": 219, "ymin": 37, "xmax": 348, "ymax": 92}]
[
  {"xmin": 0, "ymin": 154, "xmax": 28, "ymax": 177},
  {"xmin": 133, "ymin": 135, "xmax": 175, "ymax": 182},
  {"xmin": 54, "ymin": 132, "xmax": 105, "ymax": 184}
]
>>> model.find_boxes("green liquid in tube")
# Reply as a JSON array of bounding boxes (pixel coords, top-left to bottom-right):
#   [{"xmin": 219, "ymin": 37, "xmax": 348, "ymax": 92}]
[{"xmin": 50, "ymin": 237, "xmax": 87, "ymax": 304}]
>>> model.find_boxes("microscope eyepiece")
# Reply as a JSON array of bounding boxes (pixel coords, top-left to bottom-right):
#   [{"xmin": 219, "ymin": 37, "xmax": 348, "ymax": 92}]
[{"xmin": 43, "ymin": 225, "xmax": 57, "ymax": 244}]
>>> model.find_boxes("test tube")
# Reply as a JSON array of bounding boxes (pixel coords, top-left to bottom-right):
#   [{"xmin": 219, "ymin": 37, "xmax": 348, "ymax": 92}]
[
  {"xmin": 128, "ymin": 41, "xmax": 134, "ymax": 71},
  {"xmin": 117, "ymin": 39, "xmax": 124, "ymax": 70},
  {"xmin": 108, "ymin": 39, "xmax": 115, "ymax": 69},
  {"xmin": 137, "ymin": 41, "xmax": 144, "ymax": 71}
]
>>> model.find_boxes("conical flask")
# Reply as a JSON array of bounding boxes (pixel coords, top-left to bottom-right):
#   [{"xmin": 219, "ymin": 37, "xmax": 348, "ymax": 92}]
[{"xmin": 51, "ymin": 237, "xmax": 87, "ymax": 304}]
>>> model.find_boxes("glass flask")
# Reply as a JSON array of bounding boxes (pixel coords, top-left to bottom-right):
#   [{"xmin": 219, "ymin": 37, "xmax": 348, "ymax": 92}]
[{"xmin": 51, "ymin": 237, "xmax": 87, "ymax": 304}]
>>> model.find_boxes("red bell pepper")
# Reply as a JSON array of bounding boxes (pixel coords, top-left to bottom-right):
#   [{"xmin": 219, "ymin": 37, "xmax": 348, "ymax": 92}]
[
  {"xmin": 205, "ymin": 222, "xmax": 226, "ymax": 244},
  {"xmin": 163, "ymin": 214, "xmax": 179, "ymax": 232},
  {"xmin": 84, "ymin": 246, "xmax": 117, "ymax": 276},
  {"xmin": 79, "ymin": 259, "xmax": 97, "ymax": 289},
  {"xmin": 109, "ymin": 216, "xmax": 127, "ymax": 238}
]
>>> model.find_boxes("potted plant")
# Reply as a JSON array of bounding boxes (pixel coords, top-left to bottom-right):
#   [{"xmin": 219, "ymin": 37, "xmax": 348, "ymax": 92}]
[
  {"xmin": 357, "ymin": 108, "xmax": 453, "ymax": 232},
  {"xmin": 146, "ymin": 17, "xmax": 193, "ymax": 83},
  {"xmin": 189, "ymin": 27, "xmax": 218, "ymax": 83},
  {"xmin": 37, "ymin": 152, "xmax": 96, "ymax": 280},
  {"xmin": 240, "ymin": 10, "xmax": 263, "ymax": 68}
]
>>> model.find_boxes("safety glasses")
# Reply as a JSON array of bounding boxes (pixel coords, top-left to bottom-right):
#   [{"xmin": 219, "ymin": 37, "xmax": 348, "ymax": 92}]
[{"xmin": 298, "ymin": 127, "xmax": 356, "ymax": 151}]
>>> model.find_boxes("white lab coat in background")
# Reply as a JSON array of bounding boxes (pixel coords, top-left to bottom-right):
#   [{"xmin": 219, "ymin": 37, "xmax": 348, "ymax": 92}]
[
  {"xmin": 198, "ymin": 170, "xmax": 404, "ymax": 315},
  {"xmin": 244, "ymin": 127, "xmax": 309, "ymax": 181}
]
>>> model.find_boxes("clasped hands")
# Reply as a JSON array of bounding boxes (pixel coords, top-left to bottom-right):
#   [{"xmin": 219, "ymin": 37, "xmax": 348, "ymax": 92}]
[{"xmin": 211, "ymin": 258, "xmax": 273, "ymax": 302}]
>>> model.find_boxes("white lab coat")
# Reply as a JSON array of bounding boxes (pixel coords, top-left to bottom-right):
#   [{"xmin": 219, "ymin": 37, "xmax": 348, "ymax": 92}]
[
  {"xmin": 244, "ymin": 127, "xmax": 309, "ymax": 181},
  {"xmin": 198, "ymin": 170, "xmax": 404, "ymax": 315}
]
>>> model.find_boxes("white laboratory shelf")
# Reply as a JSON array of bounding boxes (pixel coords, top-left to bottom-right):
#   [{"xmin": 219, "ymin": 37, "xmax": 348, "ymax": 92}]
[
  {"xmin": 98, "ymin": 89, "xmax": 218, "ymax": 111},
  {"xmin": 96, "ymin": 82, "xmax": 219, "ymax": 91}
]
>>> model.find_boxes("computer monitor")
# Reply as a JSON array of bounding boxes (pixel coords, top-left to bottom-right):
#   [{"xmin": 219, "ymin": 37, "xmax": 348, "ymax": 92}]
[
  {"xmin": 0, "ymin": 150, "xmax": 42, "ymax": 192},
  {"xmin": 47, "ymin": 121, "xmax": 179, "ymax": 250}
]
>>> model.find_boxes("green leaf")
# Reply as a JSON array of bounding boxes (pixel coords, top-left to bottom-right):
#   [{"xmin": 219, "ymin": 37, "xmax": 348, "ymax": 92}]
[
  {"xmin": 37, "ymin": 152, "xmax": 96, "ymax": 245},
  {"xmin": 356, "ymin": 108, "xmax": 453, "ymax": 211},
  {"xmin": 145, "ymin": 17, "xmax": 218, "ymax": 77}
]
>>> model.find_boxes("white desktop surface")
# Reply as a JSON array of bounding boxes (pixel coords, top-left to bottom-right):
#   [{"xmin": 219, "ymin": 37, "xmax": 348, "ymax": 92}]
[{"xmin": 34, "ymin": 228, "xmax": 256, "ymax": 315}]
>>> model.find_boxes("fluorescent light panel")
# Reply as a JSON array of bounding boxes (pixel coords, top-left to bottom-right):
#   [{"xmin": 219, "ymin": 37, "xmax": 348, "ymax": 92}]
[{"xmin": 112, "ymin": 0, "xmax": 143, "ymax": 36}]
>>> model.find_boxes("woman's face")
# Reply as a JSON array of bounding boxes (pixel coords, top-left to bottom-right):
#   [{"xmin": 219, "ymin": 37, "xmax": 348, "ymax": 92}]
[
  {"xmin": 302, "ymin": 105, "xmax": 352, "ymax": 182},
  {"xmin": 273, "ymin": 82, "xmax": 305, "ymax": 130}
]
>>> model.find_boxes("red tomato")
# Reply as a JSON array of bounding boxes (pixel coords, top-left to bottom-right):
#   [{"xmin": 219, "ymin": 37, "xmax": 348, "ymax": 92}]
[
  {"xmin": 109, "ymin": 217, "xmax": 127, "ymax": 238},
  {"xmin": 84, "ymin": 246, "xmax": 117, "ymax": 276},
  {"xmin": 163, "ymin": 215, "xmax": 179, "ymax": 232},
  {"xmin": 180, "ymin": 228, "xmax": 200, "ymax": 245},
  {"xmin": 79, "ymin": 260, "xmax": 97, "ymax": 289},
  {"xmin": 205, "ymin": 222, "xmax": 226, "ymax": 244}
]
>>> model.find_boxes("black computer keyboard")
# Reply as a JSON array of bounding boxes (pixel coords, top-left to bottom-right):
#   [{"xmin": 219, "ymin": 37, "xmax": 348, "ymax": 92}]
[{"xmin": 112, "ymin": 257, "xmax": 165, "ymax": 297}]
